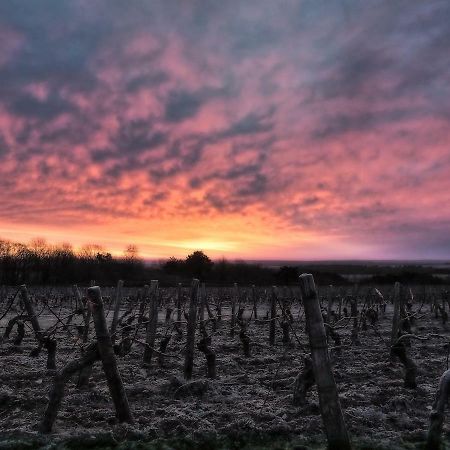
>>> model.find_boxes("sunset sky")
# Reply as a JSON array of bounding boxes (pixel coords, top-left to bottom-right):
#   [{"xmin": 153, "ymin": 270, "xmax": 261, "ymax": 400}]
[{"xmin": 0, "ymin": 0, "xmax": 449, "ymax": 260}]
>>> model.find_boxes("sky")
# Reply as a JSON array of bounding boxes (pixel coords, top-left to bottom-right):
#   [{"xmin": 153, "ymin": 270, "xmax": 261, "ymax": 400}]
[{"xmin": 0, "ymin": 0, "xmax": 449, "ymax": 260}]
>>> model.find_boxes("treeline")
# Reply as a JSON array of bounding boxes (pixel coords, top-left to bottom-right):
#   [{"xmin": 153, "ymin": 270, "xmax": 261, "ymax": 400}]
[
  {"xmin": 0, "ymin": 239, "xmax": 346, "ymax": 286},
  {"xmin": 0, "ymin": 238, "xmax": 146, "ymax": 285},
  {"xmin": 0, "ymin": 238, "xmax": 447, "ymax": 286},
  {"xmin": 161, "ymin": 252, "xmax": 350, "ymax": 286}
]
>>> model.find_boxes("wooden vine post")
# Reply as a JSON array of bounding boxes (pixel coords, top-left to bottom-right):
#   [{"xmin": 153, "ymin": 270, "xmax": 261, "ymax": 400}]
[
  {"xmin": 293, "ymin": 356, "xmax": 315, "ymax": 406},
  {"xmin": 73, "ymin": 284, "xmax": 90, "ymax": 342},
  {"xmin": 20, "ymin": 285, "xmax": 57, "ymax": 371},
  {"xmin": 87, "ymin": 286, "xmax": 133, "ymax": 423},
  {"xmin": 138, "ymin": 284, "xmax": 150, "ymax": 324},
  {"xmin": 20, "ymin": 285, "xmax": 42, "ymax": 341},
  {"xmin": 40, "ymin": 343, "xmax": 100, "ymax": 433},
  {"xmin": 390, "ymin": 282, "xmax": 402, "ymax": 361},
  {"xmin": 299, "ymin": 274, "xmax": 351, "ymax": 450},
  {"xmin": 427, "ymin": 369, "xmax": 450, "ymax": 449},
  {"xmin": 73, "ymin": 284, "xmax": 95, "ymax": 386},
  {"xmin": 110, "ymin": 279, "xmax": 124, "ymax": 343},
  {"xmin": 230, "ymin": 283, "xmax": 238, "ymax": 337},
  {"xmin": 197, "ymin": 325, "xmax": 216, "ymax": 378},
  {"xmin": 199, "ymin": 282, "xmax": 206, "ymax": 323},
  {"xmin": 269, "ymin": 286, "xmax": 277, "ymax": 345},
  {"xmin": 143, "ymin": 280, "xmax": 159, "ymax": 365},
  {"xmin": 327, "ymin": 285, "xmax": 333, "ymax": 322},
  {"xmin": 252, "ymin": 285, "xmax": 258, "ymax": 319},
  {"xmin": 184, "ymin": 279, "xmax": 199, "ymax": 380},
  {"xmin": 177, "ymin": 283, "xmax": 182, "ymax": 322}
]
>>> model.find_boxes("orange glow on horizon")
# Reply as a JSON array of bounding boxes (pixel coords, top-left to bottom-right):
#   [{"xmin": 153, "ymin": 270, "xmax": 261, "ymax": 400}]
[{"xmin": 0, "ymin": 212, "xmax": 374, "ymax": 261}]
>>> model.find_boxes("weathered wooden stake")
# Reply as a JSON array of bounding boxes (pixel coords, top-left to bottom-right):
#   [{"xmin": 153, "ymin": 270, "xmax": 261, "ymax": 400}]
[
  {"xmin": 13, "ymin": 321, "xmax": 25, "ymax": 346},
  {"xmin": 76, "ymin": 361, "xmax": 93, "ymax": 388},
  {"xmin": 427, "ymin": 369, "xmax": 450, "ymax": 450},
  {"xmin": 138, "ymin": 284, "xmax": 149, "ymax": 324},
  {"xmin": 299, "ymin": 274, "xmax": 351, "ymax": 450},
  {"xmin": 3, "ymin": 315, "xmax": 24, "ymax": 341},
  {"xmin": 87, "ymin": 286, "xmax": 133, "ymax": 423},
  {"xmin": 390, "ymin": 282, "xmax": 402, "ymax": 360},
  {"xmin": 44, "ymin": 338, "xmax": 57, "ymax": 371},
  {"xmin": 73, "ymin": 285, "xmax": 90, "ymax": 342},
  {"xmin": 158, "ymin": 335, "xmax": 171, "ymax": 367},
  {"xmin": 230, "ymin": 283, "xmax": 237, "ymax": 337},
  {"xmin": 110, "ymin": 280, "xmax": 124, "ymax": 342},
  {"xmin": 143, "ymin": 280, "xmax": 159, "ymax": 365},
  {"xmin": 281, "ymin": 316, "xmax": 290, "ymax": 344},
  {"xmin": 350, "ymin": 298, "xmax": 360, "ymax": 346},
  {"xmin": 198, "ymin": 325, "xmax": 216, "ymax": 378},
  {"xmin": 269, "ymin": 286, "xmax": 277, "ymax": 345},
  {"xmin": 184, "ymin": 279, "xmax": 199, "ymax": 380},
  {"xmin": 177, "ymin": 283, "xmax": 182, "ymax": 322},
  {"xmin": 20, "ymin": 285, "xmax": 42, "ymax": 341},
  {"xmin": 293, "ymin": 356, "xmax": 315, "ymax": 406},
  {"xmin": 239, "ymin": 323, "xmax": 251, "ymax": 357},
  {"xmin": 40, "ymin": 343, "xmax": 99, "ymax": 433},
  {"xmin": 327, "ymin": 286, "xmax": 333, "ymax": 322},
  {"xmin": 391, "ymin": 339, "xmax": 417, "ymax": 388},
  {"xmin": 252, "ymin": 285, "xmax": 258, "ymax": 319},
  {"xmin": 199, "ymin": 282, "xmax": 206, "ymax": 323}
]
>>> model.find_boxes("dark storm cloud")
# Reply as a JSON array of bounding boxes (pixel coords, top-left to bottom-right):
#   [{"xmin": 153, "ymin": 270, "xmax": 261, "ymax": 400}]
[
  {"xmin": 220, "ymin": 109, "xmax": 275, "ymax": 138},
  {"xmin": 148, "ymin": 134, "xmax": 213, "ymax": 181},
  {"xmin": 188, "ymin": 157, "xmax": 269, "ymax": 193},
  {"xmin": 126, "ymin": 71, "xmax": 170, "ymax": 92},
  {"xmin": 8, "ymin": 92, "xmax": 76, "ymax": 120},
  {"xmin": 307, "ymin": 0, "xmax": 450, "ymax": 116},
  {"xmin": 229, "ymin": 21, "xmax": 280, "ymax": 57},
  {"xmin": 165, "ymin": 91, "xmax": 204, "ymax": 122},
  {"xmin": 91, "ymin": 148, "xmax": 117, "ymax": 164},
  {"xmin": 115, "ymin": 119, "xmax": 167, "ymax": 154},
  {"xmin": 223, "ymin": 163, "xmax": 265, "ymax": 180},
  {"xmin": 313, "ymin": 48, "xmax": 393, "ymax": 101},
  {"xmin": 164, "ymin": 86, "xmax": 232, "ymax": 123},
  {"xmin": 0, "ymin": 134, "xmax": 8, "ymax": 158},
  {"xmin": 310, "ymin": 109, "xmax": 418, "ymax": 140},
  {"xmin": 0, "ymin": 2, "xmax": 100, "ymax": 93},
  {"xmin": 236, "ymin": 173, "xmax": 268, "ymax": 197}
]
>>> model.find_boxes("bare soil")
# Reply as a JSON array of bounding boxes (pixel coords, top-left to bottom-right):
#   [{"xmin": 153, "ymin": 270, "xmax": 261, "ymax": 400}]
[{"xmin": 1, "ymin": 291, "xmax": 449, "ymax": 449}]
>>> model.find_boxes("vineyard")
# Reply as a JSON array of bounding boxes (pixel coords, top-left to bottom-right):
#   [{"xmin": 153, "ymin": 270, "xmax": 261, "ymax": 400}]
[{"xmin": 1, "ymin": 277, "xmax": 450, "ymax": 449}]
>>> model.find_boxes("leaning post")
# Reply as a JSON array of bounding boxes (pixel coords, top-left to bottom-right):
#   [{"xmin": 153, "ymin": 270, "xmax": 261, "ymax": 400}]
[
  {"xmin": 20, "ymin": 285, "xmax": 42, "ymax": 341},
  {"xmin": 138, "ymin": 284, "xmax": 150, "ymax": 324},
  {"xmin": 177, "ymin": 283, "xmax": 182, "ymax": 322},
  {"xmin": 390, "ymin": 282, "xmax": 402, "ymax": 360},
  {"xmin": 87, "ymin": 286, "xmax": 133, "ymax": 423},
  {"xmin": 184, "ymin": 279, "xmax": 199, "ymax": 380},
  {"xmin": 299, "ymin": 274, "xmax": 351, "ymax": 450},
  {"xmin": 143, "ymin": 280, "xmax": 159, "ymax": 365},
  {"xmin": 269, "ymin": 286, "xmax": 277, "ymax": 345},
  {"xmin": 252, "ymin": 285, "xmax": 258, "ymax": 319},
  {"xmin": 427, "ymin": 369, "xmax": 450, "ymax": 450},
  {"xmin": 230, "ymin": 283, "xmax": 238, "ymax": 337},
  {"xmin": 110, "ymin": 279, "xmax": 124, "ymax": 342},
  {"xmin": 73, "ymin": 284, "xmax": 90, "ymax": 342}
]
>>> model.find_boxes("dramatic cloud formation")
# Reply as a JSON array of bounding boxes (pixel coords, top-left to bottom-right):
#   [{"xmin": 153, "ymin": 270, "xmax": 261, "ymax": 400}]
[{"xmin": 0, "ymin": 0, "xmax": 449, "ymax": 259}]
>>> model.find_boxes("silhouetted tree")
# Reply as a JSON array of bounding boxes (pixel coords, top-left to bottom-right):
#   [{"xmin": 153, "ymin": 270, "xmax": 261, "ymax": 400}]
[
  {"xmin": 185, "ymin": 251, "xmax": 213, "ymax": 279},
  {"xmin": 276, "ymin": 266, "xmax": 299, "ymax": 285},
  {"xmin": 163, "ymin": 257, "xmax": 185, "ymax": 275},
  {"xmin": 124, "ymin": 244, "xmax": 139, "ymax": 261}
]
